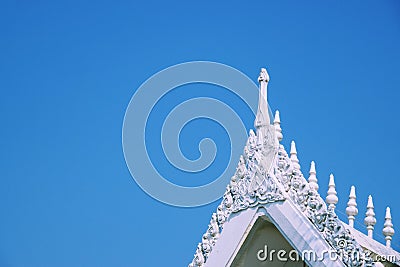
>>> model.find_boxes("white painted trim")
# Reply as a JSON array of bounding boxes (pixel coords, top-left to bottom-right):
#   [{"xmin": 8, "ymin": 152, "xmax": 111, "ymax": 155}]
[{"xmin": 205, "ymin": 200, "xmax": 346, "ymax": 267}]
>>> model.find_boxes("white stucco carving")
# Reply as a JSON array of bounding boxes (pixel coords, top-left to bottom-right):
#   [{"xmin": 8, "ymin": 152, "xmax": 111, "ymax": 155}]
[
  {"xmin": 326, "ymin": 174, "xmax": 339, "ymax": 209},
  {"xmin": 383, "ymin": 207, "xmax": 395, "ymax": 248},
  {"xmin": 273, "ymin": 110, "xmax": 283, "ymax": 141},
  {"xmin": 346, "ymin": 186, "xmax": 358, "ymax": 228},
  {"xmin": 189, "ymin": 122, "xmax": 376, "ymax": 266},
  {"xmin": 254, "ymin": 68, "xmax": 270, "ymax": 129},
  {"xmin": 308, "ymin": 161, "xmax": 319, "ymax": 191},
  {"xmin": 189, "ymin": 68, "xmax": 397, "ymax": 267},
  {"xmin": 364, "ymin": 195, "xmax": 376, "ymax": 238}
]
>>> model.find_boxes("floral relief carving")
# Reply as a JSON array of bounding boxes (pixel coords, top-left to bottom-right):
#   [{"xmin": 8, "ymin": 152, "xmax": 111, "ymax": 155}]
[
  {"xmin": 190, "ymin": 130, "xmax": 374, "ymax": 267},
  {"xmin": 189, "ymin": 127, "xmax": 285, "ymax": 266}
]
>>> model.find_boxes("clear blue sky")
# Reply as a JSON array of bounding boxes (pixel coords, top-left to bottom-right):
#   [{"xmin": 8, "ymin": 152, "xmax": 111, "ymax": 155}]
[{"xmin": 1, "ymin": 1, "xmax": 400, "ymax": 266}]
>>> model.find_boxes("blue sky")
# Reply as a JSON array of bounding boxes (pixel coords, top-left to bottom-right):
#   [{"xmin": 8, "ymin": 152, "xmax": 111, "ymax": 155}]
[{"xmin": 1, "ymin": 1, "xmax": 400, "ymax": 266}]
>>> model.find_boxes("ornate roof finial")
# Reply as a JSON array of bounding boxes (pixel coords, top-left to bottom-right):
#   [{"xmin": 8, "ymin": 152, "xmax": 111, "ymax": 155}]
[
  {"xmin": 290, "ymin": 141, "xmax": 300, "ymax": 170},
  {"xmin": 346, "ymin": 186, "xmax": 358, "ymax": 228},
  {"xmin": 258, "ymin": 67, "xmax": 270, "ymax": 83},
  {"xmin": 364, "ymin": 195, "xmax": 376, "ymax": 238},
  {"xmin": 273, "ymin": 110, "xmax": 283, "ymax": 141},
  {"xmin": 308, "ymin": 161, "xmax": 319, "ymax": 191},
  {"xmin": 383, "ymin": 207, "xmax": 395, "ymax": 248},
  {"xmin": 326, "ymin": 174, "xmax": 338, "ymax": 209},
  {"xmin": 254, "ymin": 68, "xmax": 270, "ymax": 129}
]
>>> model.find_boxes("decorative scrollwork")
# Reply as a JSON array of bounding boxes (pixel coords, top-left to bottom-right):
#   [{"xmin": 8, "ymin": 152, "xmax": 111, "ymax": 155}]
[
  {"xmin": 273, "ymin": 144, "xmax": 374, "ymax": 267},
  {"xmin": 190, "ymin": 129, "xmax": 374, "ymax": 267},
  {"xmin": 189, "ymin": 126, "xmax": 285, "ymax": 266}
]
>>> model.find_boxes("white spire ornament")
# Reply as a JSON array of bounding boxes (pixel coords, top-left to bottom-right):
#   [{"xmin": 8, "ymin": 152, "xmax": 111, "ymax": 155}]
[
  {"xmin": 383, "ymin": 207, "xmax": 395, "ymax": 248},
  {"xmin": 345, "ymin": 186, "xmax": 358, "ymax": 228},
  {"xmin": 364, "ymin": 195, "xmax": 376, "ymax": 238},
  {"xmin": 252, "ymin": 68, "xmax": 277, "ymax": 169},
  {"xmin": 254, "ymin": 68, "xmax": 270, "ymax": 129},
  {"xmin": 273, "ymin": 110, "xmax": 283, "ymax": 141},
  {"xmin": 326, "ymin": 174, "xmax": 338, "ymax": 209},
  {"xmin": 290, "ymin": 141, "xmax": 300, "ymax": 170},
  {"xmin": 308, "ymin": 161, "xmax": 319, "ymax": 191}
]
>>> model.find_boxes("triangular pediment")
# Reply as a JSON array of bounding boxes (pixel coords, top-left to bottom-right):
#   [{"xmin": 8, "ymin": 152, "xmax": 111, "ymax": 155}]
[
  {"xmin": 202, "ymin": 201, "xmax": 347, "ymax": 267},
  {"xmin": 231, "ymin": 216, "xmax": 305, "ymax": 267}
]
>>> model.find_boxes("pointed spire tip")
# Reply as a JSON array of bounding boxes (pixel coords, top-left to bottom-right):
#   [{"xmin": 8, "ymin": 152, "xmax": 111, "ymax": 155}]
[
  {"xmin": 329, "ymin": 174, "xmax": 335, "ymax": 184},
  {"xmin": 367, "ymin": 195, "xmax": 374, "ymax": 208},
  {"xmin": 258, "ymin": 68, "xmax": 270, "ymax": 83},
  {"xmin": 349, "ymin": 186, "xmax": 356, "ymax": 197},
  {"xmin": 274, "ymin": 110, "xmax": 280, "ymax": 122},
  {"xmin": 290, "ymin": 141, "xmax": 297, "ymax": 153},
  {"xmin": 386, "ymin": 207, "xmax": 392, "ymax": 218},
  {"xmin": 310, "ymin": 161, "xmax": 316, "ymax": 173}
]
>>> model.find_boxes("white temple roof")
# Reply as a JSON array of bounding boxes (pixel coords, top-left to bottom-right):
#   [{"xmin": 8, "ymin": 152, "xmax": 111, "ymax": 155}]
[{"xmin": 189, "ymin": 68, "xmax": 398, "ymax": 267}]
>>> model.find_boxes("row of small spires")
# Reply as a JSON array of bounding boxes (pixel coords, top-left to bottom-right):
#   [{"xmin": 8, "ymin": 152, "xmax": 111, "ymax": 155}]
[{"xmin": 272, "ymin": 110, "xmax": 395, "ymax": 249}]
